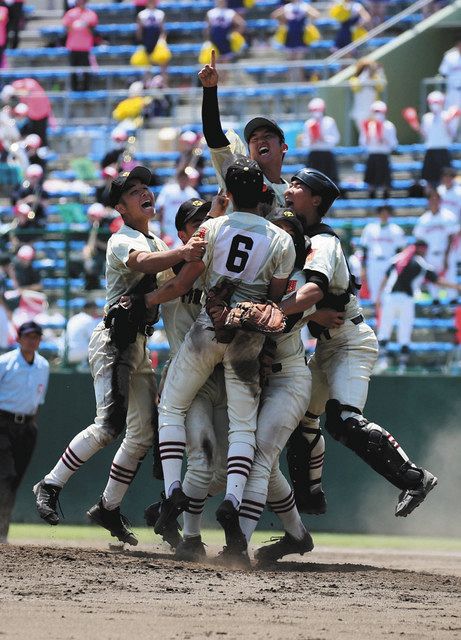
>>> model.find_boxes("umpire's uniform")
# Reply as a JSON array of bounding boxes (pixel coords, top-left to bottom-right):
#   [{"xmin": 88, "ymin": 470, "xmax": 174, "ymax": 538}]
[{"xmin": 0, "ymin": 329, "xmax": 49, "ymax": 542}]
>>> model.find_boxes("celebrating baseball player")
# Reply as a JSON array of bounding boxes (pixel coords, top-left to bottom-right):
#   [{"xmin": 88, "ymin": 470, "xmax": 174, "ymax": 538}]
[
  {"xmin": 33, "ymin": 167, "xmax": 206, "ymax": 545},
  {"xmin": 274, "ymin": 168, "xmax": 437, "ymax": 541}
]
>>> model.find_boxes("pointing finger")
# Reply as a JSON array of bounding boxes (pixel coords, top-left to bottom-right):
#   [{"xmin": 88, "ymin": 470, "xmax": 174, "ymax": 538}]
[{"xmin": 210, "ymin": 49, "xmax": 216, "ymax": 68}]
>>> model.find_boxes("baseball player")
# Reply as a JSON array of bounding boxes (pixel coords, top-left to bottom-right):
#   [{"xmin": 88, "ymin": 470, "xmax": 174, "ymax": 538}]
[
  {"xmin": 420, "ymin": 91, "xmax": 459, "ymax": 187},
  {"xmin": 128, "ymin": 156, "xmax": 295, "ymax": 560},
  {"xmin": 359, "ymin": 205, "xmax": 405, "ymax": 303},
  {"xmin": 439, "ymin": 37, "xmax": 461, "ymax": 110},
  {"xmin": 301, "ymin": 97, "xmax": 340, "ymax": 185},
  {"xmin": 273, "ymin": 169, "xmax": 437, "ymax": 539},
  {"xmin": 199, "ymin": 50, "xmax": 289, "ymax": 211},
  {"xmin": 33, "ymin": 167, "xmax": 206, "ymax": 545},
  {"xmin": 438, "ymin": 167, "xmax": 461, "ymax": 222},
  {"xmin": 413, "ymin": 188, "xmax": 460, "ymax": 303}
]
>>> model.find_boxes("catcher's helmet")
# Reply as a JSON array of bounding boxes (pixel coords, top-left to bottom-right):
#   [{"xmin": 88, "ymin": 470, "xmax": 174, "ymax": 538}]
[
  {"xmin": 269, "ymin": 208, "xmax": 308, "ymax": 268},
  {"xmin": 291, "ymin": 168, "xmax": 340, "ymax": 216}
]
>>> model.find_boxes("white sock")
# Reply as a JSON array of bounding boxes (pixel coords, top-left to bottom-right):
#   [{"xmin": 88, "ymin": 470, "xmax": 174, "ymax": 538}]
[
  {"xmin": 159, "ymin": 425, "xmax": 186, "ymax": 497},
  {"xmin": 44, "ymin": 428, "xmax": 103, "ymax": 488},
  {"xmin": 267, "ymin": 468, "xmax": 305, "ymax": 541},
  {"xmin": 182, "ymin": 475, "xmax": 208, "ymax": 538},
  {"xmin": 102, "ymin": 448, "xmax": 141, "ymax": 510},
  {"xmin": 225, "ymin": 443, "xmax": 254, "ymax": 507}
]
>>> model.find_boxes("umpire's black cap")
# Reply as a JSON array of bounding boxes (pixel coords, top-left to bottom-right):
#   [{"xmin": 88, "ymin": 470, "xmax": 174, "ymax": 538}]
[
  {"xmin": 108, "ymin": 166, "xmax": 153, "ymax": 208},
  {"xmin": 175, "ymin": 198, "xmax": 212, "ymax": 231},
  {"xmin": 17, "ymin": 321, "xmax": 43, "ymax": 337},
  {"xmin": 243, "ymin": 117, "xmax": 285, "ymax": 144}
]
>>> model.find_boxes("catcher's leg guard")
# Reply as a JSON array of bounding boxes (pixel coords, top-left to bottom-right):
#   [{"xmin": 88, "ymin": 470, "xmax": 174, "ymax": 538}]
[{"xmin": 324, "ymin": 399, "xmax": 423, "ymax": 491}]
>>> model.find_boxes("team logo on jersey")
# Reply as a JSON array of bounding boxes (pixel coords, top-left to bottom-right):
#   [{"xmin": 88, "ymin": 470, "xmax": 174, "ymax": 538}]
[{"xmin": 286, "ymin": 279, "xmax": 297, "ymax": 293}]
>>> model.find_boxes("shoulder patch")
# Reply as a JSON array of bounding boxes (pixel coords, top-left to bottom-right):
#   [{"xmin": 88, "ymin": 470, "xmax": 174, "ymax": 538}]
[{"xmin": 286, "ymin": 279, "xmax": 297, "ymax": 293}]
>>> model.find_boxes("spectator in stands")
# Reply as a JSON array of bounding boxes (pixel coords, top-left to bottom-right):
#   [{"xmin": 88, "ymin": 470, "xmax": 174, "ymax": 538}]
[
  {"xmin": 8, "ymin": 78, "xmax": 54, "ymax": 146},
  {"xmin": 438, "ymin": 167, "xmax": 461, "ymax": 222},
  {"xmin": 100, "ymin": 129, "xmax": 128, "ymax": 171},
  {"xmin": 330, "ymin": 0, "xmax": 370, "ymax": 51},
  {"xmin": 301, "ymin": 97, "xmax": 340, "ymax": 185},
  {"xmin": 133, "ymin": 0, "xmax": 147, "ymax": 16},
  {"xmin": 0, "ymin": 1, "xmax": 8, "ymax": 70},
  {"xmin": 6, "ymin": 0, "xmax": 24, "ymax": 49},
  {"xmin": 11, "ymin": 164, "xmax": 48, "ymax": 227},
  {"xmin": 11, "ymin": 244, "xmax": 41, "ymax": 292},
  {"xmin": 62, "ymin": 0, "xmax": 99, "ymax": 92},
  {"xmin": 349, "ymin": 59, "xmax": 386, "ymax": 136},
  {"xmin": 271, "ymin": 0, "xmax": 320, "ymax": 74},
  {"xmin": 205, "ymin": 0, "xmax": 246, "ymax": 63},
  {"xmin": 360, "ymin": 204, "xmax": 405, "ymax": 304},
  {"xmin": 95, "ymin": 166, "xmax": 118, "ymax": 206},
  {"xmin": 9, "ymin": 203, "xmax": 45, "ymax": 252},
  {"xmin": 413, "ymin": 189, "xmax": 460, "ymax": 303},
  {"xmin": 23, "ymin": 134, "xmax": 48, "ymax": 171},
  {"xmin": 359, "ymin": 100, "xmax": 397, "ymax": 199},
  {"xmin": 112, "ymin": 81, "xmax": 152, "ymax": 130},
  {"xmin": 375, "ymin": 239, "xmax": 461, "ymax": 373},
  {"xmin": 142, "ymin": 73, "xmax": 173, "ymax": 123},
  {"xmin": 0, "ymin": 90, "xmax": 23, "ymax": 155},
  {"xmin": 0, "ymin": 292, "xmax": 11, "ymax": 349},
  {"xmin": 176, "ymin": 130, "xmax": 206, "ymax": 186},
  {"xmin": 62, "ymin": 300, "xmax": 100, "ymax": 368},
  {"xmin": 439, "ymin": 37, "xmax": 461, "ymax": 111},
  {"xmin": 366, "ymin": 0, "xmax": 386, "ymax": 29},
  {"xmin": 82, "ymin": 202, "xmax": 111, "ymax": 290},
  {"xmin": 136, "ymin": 0, "xmax": 165, "ymax": 58},
  {"xmin": 0, "ymin": 320, "xmax": 49, "ymax": 544},
  {"xmin": 155, "ymin": 169, "xmax": 200, "ymax": 246}
]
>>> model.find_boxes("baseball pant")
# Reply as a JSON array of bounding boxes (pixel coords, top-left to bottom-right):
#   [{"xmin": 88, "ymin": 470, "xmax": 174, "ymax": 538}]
[
  {"xmin": 377, "ymin": 292, "xmax": 415, "ymax": 347},
  {"xmin": 425, "ymin": 249, "xmax": 445, "ymax": 301},
  {"xmin": 366, "ymin": 258, "xmax": 389, "ymax": 303}
]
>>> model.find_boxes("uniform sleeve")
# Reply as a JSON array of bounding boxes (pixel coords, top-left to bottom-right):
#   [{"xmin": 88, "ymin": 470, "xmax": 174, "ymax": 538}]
[
  {"xmin": 303, "ymin": 234, "xmax": 339, "ymax": 283},
  {"xmin": 109, "ymin": 235, "xmax": 134, "ymax": 267},
  {"xmin": 273, "ymin": 235, "xmax": 296, "ymax": 279},
  {"xmin": 210, "ymin": 130, "xmax": 248, "ymax": 192},
  {"xmin": 439, "ymin": 52, "xmax": 450, "ymax": 77},
  {"xmin": 153, "ymin": 236, "xmax": 175, "ymax": 285},
  {"xmin": 195, "ymin": 218, "xmax": 217, "ymax": 269}
]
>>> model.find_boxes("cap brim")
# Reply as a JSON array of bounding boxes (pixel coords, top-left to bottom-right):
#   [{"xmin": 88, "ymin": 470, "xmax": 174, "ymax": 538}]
[
  {"xmin": 124, "ymin": 166, "xmax": 153, "ymax": 186},
  {"xmin": 244, "ymin": 117, "xmax": 285, "ymax": 143},
  {"xmin": 181, "ymin": 201, "xmax": 212, "ymax": 227},
  {"xmin": 19, "ymin": 329, "xmax": 42, "ymax": 336}
]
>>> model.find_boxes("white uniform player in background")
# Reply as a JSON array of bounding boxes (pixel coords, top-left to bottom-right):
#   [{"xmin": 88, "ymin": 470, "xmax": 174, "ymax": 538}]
[
  {"xmin": 359, "ymin": 205, "xmax": 405, "ymax": 303},
  {"xmin": 301, "ymin": 97, "xmax": 340, "ymax": 185},
  {"xmin": 271, "ymin": 168, "xmax": 437, "ymax": 558},
  {"xmin": 439, "ymin": 38, "xmax": 461, "ymax": 110},
  {"xmin": 420, "ymin": 91, "xmax": 459, "ymax": 187},
  {"xmin": 135, "ymin": 156, "xmax": 295, "ymax": 563},
  {"xmin": 438, "ymin": 166, "xmax": 461, "ymax": 222},
  {"xmin": 33, "ymin": 167, "xmax": 207, "ymax": 544},
  {"xmin": 155, "ymin": 169, "xmax": 200, "ymax": 246},
  {"xmin": 413, "ymin": 189, "xmax": 460, "ymax": 302},
  {"xmin": 359, "ymin": 100, "xmax": 397, "ymax": 199}
]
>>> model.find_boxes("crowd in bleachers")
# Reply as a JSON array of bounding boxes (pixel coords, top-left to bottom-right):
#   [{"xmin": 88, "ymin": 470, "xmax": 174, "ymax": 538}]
[{"xmin": 0, "ymin": 0, "xmax": 460, "ymax": 373}]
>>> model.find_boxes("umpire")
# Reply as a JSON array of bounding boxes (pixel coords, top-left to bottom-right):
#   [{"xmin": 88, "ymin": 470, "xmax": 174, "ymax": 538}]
[{"xmin": 0, "ymin": 321, "xmax": 49, "ymax": 543}]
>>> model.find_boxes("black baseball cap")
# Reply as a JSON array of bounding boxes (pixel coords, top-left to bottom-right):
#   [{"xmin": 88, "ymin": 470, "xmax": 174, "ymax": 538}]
[
  {"xmin": 108, "ymin": 166, "xmax": 153, "ymax": 208},
  {"xmin": 224, "ymin": 155, "xmax": 264, "ymax": 201},
  {"xmin": 268, "ymin": 207, "xmax": 305, "ymax": 237},
  {"xmin": 18, "ymin": 321, "xmax": 43, "ymax": 336},
  {"xmin": 175, "ymin": 198, "xmax": 212, "ymax": 231},
  {"xmin": 243, "ymin": 117, "xmax": 285, "ymax": 144}
]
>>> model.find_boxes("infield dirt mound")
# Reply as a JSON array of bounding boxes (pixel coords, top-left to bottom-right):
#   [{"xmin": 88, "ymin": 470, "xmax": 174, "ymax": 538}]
[{"xmin": 1, "ymin": 544, "xmax": 460, "ymax": 640}]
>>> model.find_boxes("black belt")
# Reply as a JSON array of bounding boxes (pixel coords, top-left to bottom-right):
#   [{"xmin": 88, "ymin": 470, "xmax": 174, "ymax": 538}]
[
  {"xmin": 271, "ymin": 356, "xmax": 309, "ymax": 373},
  {"xmin": 0, "ymin": 409, "xmax": 34, "ymax": 424},
  {"xmin": 320, "ymin": 314, "xmax": 364, "ymax": 341},
  {"xmin": 103, "ymin": 318, "xmax": 154, "ymax": 337}
]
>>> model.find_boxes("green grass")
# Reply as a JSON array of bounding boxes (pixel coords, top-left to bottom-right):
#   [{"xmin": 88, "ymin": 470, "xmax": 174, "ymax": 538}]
[{"xmin": 8, "ymin": 524, "xmax": 461, "ymax": 552}]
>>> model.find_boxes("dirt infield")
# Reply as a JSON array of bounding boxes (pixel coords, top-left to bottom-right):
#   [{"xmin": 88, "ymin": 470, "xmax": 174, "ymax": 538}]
[{"xmin": 2, "ymin": 543, "xmax": 460, "ymax": 640}]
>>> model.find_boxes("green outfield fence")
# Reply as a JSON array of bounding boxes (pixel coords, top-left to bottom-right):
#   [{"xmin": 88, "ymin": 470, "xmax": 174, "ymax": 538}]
[{"xmin": 13, "ymin": 372, "xmax": 461, "ymax": 537}]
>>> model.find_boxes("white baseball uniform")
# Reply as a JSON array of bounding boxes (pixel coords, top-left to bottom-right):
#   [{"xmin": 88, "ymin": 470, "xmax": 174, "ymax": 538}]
[
  {"xmin": 439, "ymin": 46, "xmax": 461, "ymax": 109},
  {"xmin": 438, "ymin": 182, "xmax": 461, "ymax": 222},
  {"xmin": 158, "ymin": 212, "xmax": 295, "ymax": 505},
  {"xmin": 360, "ymin": 220, "xmax": 405, "ymax": 302}
]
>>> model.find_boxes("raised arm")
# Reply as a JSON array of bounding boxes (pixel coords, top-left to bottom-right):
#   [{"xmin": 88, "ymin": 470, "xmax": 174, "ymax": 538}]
[{"xmin": 199, "ymin": 50, "xmax": 230, "ymax": 149}]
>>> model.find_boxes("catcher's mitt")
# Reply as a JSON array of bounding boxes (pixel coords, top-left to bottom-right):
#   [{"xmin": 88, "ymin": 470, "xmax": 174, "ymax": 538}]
[
  {"xmin": 224, "ymin": 300, "xmax": 286, "ymax": 334},
  {"xmin": 205, "ymin": 279, "xmax": 236, "ymax": 343}
]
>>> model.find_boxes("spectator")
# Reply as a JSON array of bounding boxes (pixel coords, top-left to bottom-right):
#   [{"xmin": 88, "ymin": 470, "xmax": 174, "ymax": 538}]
[
  {"xmin": 22, "ymin": 134, "xmax": 48, "ymax": 171},
  {"xmin": 136, "ymin": 0, "xmax": 165, "ymax": 58},
  {"xmin": 9, "ymin": 203, "xmax": 45, "ymax": 251},
  {"xmin": 0, "ymin": 320, "xmax": 49, "ymax": 543},
  {"xmin": 331, "ymin": 0, "xmax": 370, "ymax": 51},
  {"xmin": 9, "ymin": 78, "xmax": 55, "ymax": 146},
  {"xmin": 349, "ymin": 59, "xmax": 386, "ymax": 136},
  {"xmin": 366, "ymin": 0, "xmax": 386, "ymax": 28},
  {"xmin": 155, "ymin": 169, "xmax": 200, "ymax": 245},
  {"xmin": 359, "ymin": 205, "xmax": 405, "ymax": 303},
  {"xmin": 100, "ymin": 129, "xmax": 128, "ymax": 170},
  {"xmin": 421, "ymin": 92, "xmax": 459, "ymax": 187},
  {"xmin": 439, "ymin": 37, "xmax": 461, "ymax": 110},
  {"xmin": 205, "ymin": 0, "xmax": 246, "ymax": 63},
  {"xmin": 0, "ymin": 293, "xmax": 11, "ymax": 349},
  {"xmin": 6, "ymin": 0, "xmax": 24, "ymax": 49},
  {"xmin": 11, "ymin": 164, "xmax": 48, "ymax": 227},
  {"xmin": 11, "ymin": 244, "xmax": 42, "ymax": 291},
  {"xmin": 413, "ymin": 189, "xmax": 460, "ymax": 303},
  {"xmin": 62, "ymin": 0, "xmax": 99, "ymax": 92},
  {"xmin": 176, "ymin": 130, "xmax": 206, "ymax": 186},
  {"xmin": 438, "ymin": 167, "xmax": 461, "ymax": 222},
  {"xmin": 375, "ymin": 240, "xmax": 461, "ymax": 372},
  {"xmin": 112, "ymin": 81, "xmax": 151, "ymax": 129},
  {"xmin": 95, "ymin": 166, "xmax": 118, "ymax": 206},
  {"xmin": 271, "ymin": 0, "xmax": 320, "ymax": 72},
  {"xmin": 0, "ymin": 1, "xmax": 8, "ymax": 69},
  {"xmin": 142, "ymin": 73, "xmax": 173, "ymax": 123},
  {"xmin": 62, "ymin": 301, "xmax": 100, "ymax": 367},
  {"xmin": 359, "ymin": 100, "xmax": 397, "ymax": 199},
  {"xmin": 82, "ymin": 202, "xmax": 111, "ymax": 290},
  {"xmin": 301, "ymin": 97, "xmax": 340, "ymax": 184}
]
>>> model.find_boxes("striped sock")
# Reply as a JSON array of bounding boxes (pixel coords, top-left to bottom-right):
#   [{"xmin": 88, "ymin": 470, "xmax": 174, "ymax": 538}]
[
  {"xmin": 159, "ymin": 425, "xmax": 186, "ymax": 497},
  {"xmin": 102, "ymin": 449, "xmax": 142, "ymax": 510},
  {"xmin": 268, "ymin": 490, "xmax": 305, "ymax": 541},
  {"xmin": 44, "ymin": 428, "xmax": 103, "ymax": 488},
  {"xmin": 182, "ymin": 495, "xmax": 206, "ymax": 538},
  {"xmin": 225, "ymin": 443, "xmax": 254, "ymax": 507},
  {"xmin": 239, "ymin": 492, "xmax": 265, "ymax": 542}
]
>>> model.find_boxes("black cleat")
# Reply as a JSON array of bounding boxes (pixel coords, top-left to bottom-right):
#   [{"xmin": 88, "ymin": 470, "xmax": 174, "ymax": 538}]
[
  {"xmin": 154, "ymin": 488, "xmax": 189, "ymax": 537},
  {"xmin": 217, "ymin": 546, "xmax": 251, "ymax": 569},
  {"xmin": 215, "ymin": 499, "xmax": 247, "ymax": 553},
  {"xmin": 295, "ymin": 490, "xmax": 327, "ymax": 515},
  {"xmin": 395, "ymin": 470, "xmax": 438, "ymax": 517},
  {"xmin": 144, "ymin": 500, "xmax": 182, "ymax": 549},
  {"xmin": 87, "ymin": 499, "xmax": 138, "ymax": 546},
  {"xmin": 174, "ymin": 535, "xmax": 206, "ymax": 562},
  {"xmin": 255, "ymin": 531, "xmax": 314, "ymax": 564},
  {"xmin": 33, "ymin": 480, "xmax": 61, "ymax": 525}
]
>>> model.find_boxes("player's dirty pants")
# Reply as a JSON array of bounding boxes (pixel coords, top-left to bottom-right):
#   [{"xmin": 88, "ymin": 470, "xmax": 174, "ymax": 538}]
[
  {"xmin": 159, "ymin": 313, "xmax": 265, "ymax": 501},
  {"xmin": 239, "ymin": 359, "xmax": 311, "ymax": 530}
]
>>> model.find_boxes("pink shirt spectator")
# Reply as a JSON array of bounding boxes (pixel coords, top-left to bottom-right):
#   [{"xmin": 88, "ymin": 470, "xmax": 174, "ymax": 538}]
[
  {"xmin": 0, "ymin": 7, "xmax": 8, "ymax": 47},
  {"xmin": 62, "ymin": 6, "xmax": 98, "ymax": 52},
  {"xmin": 11, "ymin": 79, "xmax": 52, "ymax": 121}
]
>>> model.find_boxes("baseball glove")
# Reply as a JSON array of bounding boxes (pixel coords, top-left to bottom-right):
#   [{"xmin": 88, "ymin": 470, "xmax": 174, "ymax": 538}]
[
  {"xmin": 224, "ymin": 300, "xmax": 286, "ymax": 334},
  {"xmin": 104, "ymin": 294, "xmax": 147, "ymax": 351},
  {"xmin": 205, "ymin": 279, "xmax": 236, "ymax": 343}
]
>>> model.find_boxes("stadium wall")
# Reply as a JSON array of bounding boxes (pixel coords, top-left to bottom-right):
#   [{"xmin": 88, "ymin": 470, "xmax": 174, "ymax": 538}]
[{"xmin": 14, "ymin": 372, "xmax": 460, "ymax": 537}]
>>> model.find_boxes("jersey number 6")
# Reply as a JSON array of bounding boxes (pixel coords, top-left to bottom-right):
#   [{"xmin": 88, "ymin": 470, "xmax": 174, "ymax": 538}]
[{"xmin": 225, "ymin": 234, "xmax": 254, "ymax": 274}]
